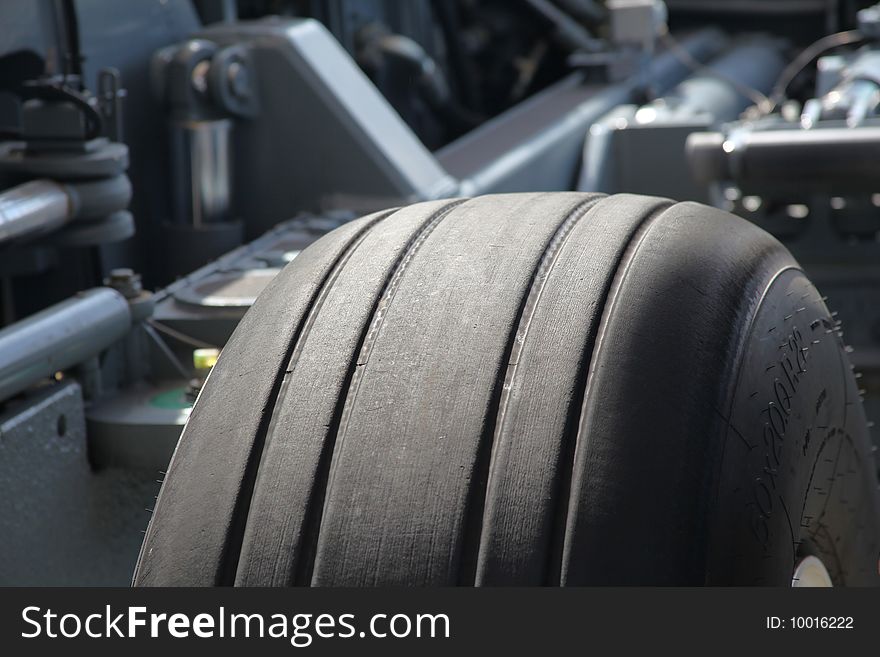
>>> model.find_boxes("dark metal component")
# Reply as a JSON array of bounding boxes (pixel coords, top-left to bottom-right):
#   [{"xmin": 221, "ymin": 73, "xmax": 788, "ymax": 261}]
[
  {"xmin": 104, "ymin": 268, "xmax": 143, "ymax": 300},
  {"xmin": 87, "ymin": 383, "xmax": 191, "ymax": 472},
  {"xmin": 160, "ymin": 219, "xmax": 244, "ymax": 279},
  {"xmin": 151, "ymin": 39, "xmax": 219, "ymax": 120},
  {"xmin": 858, "ymin": 3, "xmax": 880, "ymax": 40},
  {"xmin": 157, "ymin": 42, "xmax": 236, "ymax": 225},
  {"xmin": 173, "ymin": 268, "xmax": 280, "ymax": 309},
  {"xmin": 152, "ymin": 37, "xmax": 256, "ymax": 273},
  {"xmin": 64, "ymin": 174, "xmax": 132, "ymax": 219},
  {"xmin": 208, "ymin": 44, "xmax": 259, "ymax": 118},
  {"xmin": 0, "ymin": 174, "xmax": 132, "ymax": 246},
  {"xmin": 47, "ymin": 210, "xmax": 135, "ymax": 247},
  {"xmin": 0, "ymin": 68, "xmax": 133, "ymax": 251},
  {"xmin": 802, "ymin": 49, "xmax": 880, "ymax": 127},
  {"xmin": 665, "ymin": 0, "xmax": 831, "ymax": 13},
  {"xmin": 687, "ymin": 125, "xmax": 880, "ymax": 189},
  {"xmin": 97, "ymin": 68, "xmax": 126, "ymax": 141},
  {"xmin": 356, "ymin": 25, "xmax": 471, "ymax": 147},
  {"xmin": 0, "ymin": 379, "xmax": 158, "ymax": 586},
  {"xmin": 579, "ymin": 36, "xmax": 788, "ymax": 198},
  {"xmin": 440, "ymin": 28, "xmax": 724, "ymax": 195},
  {"xmin": 554, "ymin": 0, "xmax": 606, "ymax": 23},
  {"xmin": 169, "ymin": 119, "xmax": 232, "ymax": 226},
  {"xmin": 522, "ymin": 0, "xmax": 604, "ymax": 52},
  {"xmin": 0, "ymin": 287, "xmax": 131, "ymax": 402},
  {"xmin": 167, "ymin": 118, "xmax": 231, "ymax": 227},
  {"xmin": 152, "ymin": 38, "xmax": 256, "ymax": 229},
  {"xmin": 0, "ymin": 138, "xmax": 128, "ymax": 179},
  {"xmin": 0, "ymin": 174, "xmax": 132, "ymax": 247},
  {"xmin": 68, "ymin": 0, "xmax": 201, "ymax": 282},
  {"xmin": 684, "ymin": 129, "xmax": 727, "ymax": 181},
  {"xmin": 0, "ymin": 382, "xmax": 86, "ymax": 581},
  {"xmin": 20, "ymin": 76, "xmax": 103, "ymax": 142},
  {"xmin": 192, "ymin": 0, "xmax": 238, "ymax": 25},
  {"xmin": 151, "ymin": 212, "xmax": 350, "ymax": 349},
  {"xmin": 0, "ymin": 179, "xmax": 72, "ymax": 243},
  {"xmin": 196, "ymin": 18, "xmax": 457, "ymax": 233}
]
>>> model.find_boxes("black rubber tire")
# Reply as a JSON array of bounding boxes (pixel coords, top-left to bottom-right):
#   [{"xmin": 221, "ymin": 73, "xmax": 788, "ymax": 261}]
[{"xmin": 134, "ymin": 193, "xmax": 880, "ymax": 586}]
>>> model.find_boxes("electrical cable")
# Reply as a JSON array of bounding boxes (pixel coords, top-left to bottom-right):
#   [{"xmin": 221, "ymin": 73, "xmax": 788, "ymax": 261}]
[
  {"xmin": 765, "ymin": 29, "xmax": 865, "ymax": 113},
  {"xmin": 146, "ymin": 318, "xmax": 219, "ymax": 350},
  {"xmin": 143, "ymin": 323, "xmax": 192, "ymax": 380}
]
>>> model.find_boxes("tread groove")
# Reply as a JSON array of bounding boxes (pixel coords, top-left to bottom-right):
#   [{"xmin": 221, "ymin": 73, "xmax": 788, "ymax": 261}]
[
  {"xmin": 462, "ymin": 197, "xmax": 604, "ymax": 585},
  {"xmin": 546, "ymin": 201, "xmax": 675, "ymax": 586},
  {"xmin": 296, "ymin": 199, "xmax": 468, "ymax": 586},
  {"xmin": 217, "ymin": 208, "xmax": 398, "ymax": 586}
]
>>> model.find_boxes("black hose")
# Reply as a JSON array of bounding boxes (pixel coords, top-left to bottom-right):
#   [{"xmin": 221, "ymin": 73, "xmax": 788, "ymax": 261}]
[{"xmin": 58, "ymin": 0, "xmax": 84, "ymax": 84}]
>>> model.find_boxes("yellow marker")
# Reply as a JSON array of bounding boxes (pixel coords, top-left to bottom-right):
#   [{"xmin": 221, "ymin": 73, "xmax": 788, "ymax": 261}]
[{"xmin": 193, "ymin": 348, "xmax": 220, "ymax": 372}]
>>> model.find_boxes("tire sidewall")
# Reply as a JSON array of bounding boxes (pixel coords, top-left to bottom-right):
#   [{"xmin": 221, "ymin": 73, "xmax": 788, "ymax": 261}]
[{"xmin": 708, "ymin": 268, "xmax": 880, "ymax": 586}]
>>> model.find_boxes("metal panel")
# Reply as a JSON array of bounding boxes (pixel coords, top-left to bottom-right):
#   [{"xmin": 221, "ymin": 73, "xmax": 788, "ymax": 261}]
[
  {"xmin": 198, "ymin": 18, "xmax": 458, "ymax": 237},
  {"xmin": 438, "ymin": 29, "xmax": 725, "ymax": 195},
  {"xmin": 0, "ymin": 381, "xmax": 158, "ymax": 585}
]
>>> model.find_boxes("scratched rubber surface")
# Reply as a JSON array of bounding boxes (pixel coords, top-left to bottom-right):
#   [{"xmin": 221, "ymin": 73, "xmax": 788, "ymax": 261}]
[
  {"xmin": 135, "ymin": 193, "xmax": 880, "ymax": 586},
  {"xmin": 708, "ymin": 269, "xmax": 880, "ymax": 585}
]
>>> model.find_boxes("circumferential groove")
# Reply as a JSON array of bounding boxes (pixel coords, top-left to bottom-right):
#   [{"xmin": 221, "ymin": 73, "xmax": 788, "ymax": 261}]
[
  {"xmin": 463, "ymin": 196, "xmax": 604, "ymax": 585},
  {"xmin": 218, "ymin": 208, "xmax": 398, "ymax": 586},
  {"xmin": 558, "ymin": 201, "xmax": 674, "ymax": 585},
  {"xmin": 296, "ymin": 198, "xmax": 468, "ymax": 586}
]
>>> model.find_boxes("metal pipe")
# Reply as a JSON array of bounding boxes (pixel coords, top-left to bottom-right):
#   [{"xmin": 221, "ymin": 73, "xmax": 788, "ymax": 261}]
[
  {"xmin": 456, "ymin": 28, "xmax": 725, "ymax": 195},
  {"xmin": 648, "ymin": 28, "xmax": 727, "ymax": 91},
  {"xmin": 578, "ymin": 36, "xmax": 786, "ymax": 194},
  {"xmin": 0, "ymin": 176, "xmax": 131, "ymax": 246},
  {"xmin": 0, "ymin": 288, "xmax": 131, "ymax": 402},
  {"xmin": 687, "ymin": 126, "xmax": 880, "ymax": 187},
  {"xmin": 170, "ymin": 119, "xmax": 233, "ymax": 226},
  {"xmin": 670, "ymin": 37, "xmax": 787, "ymax": 120},
  {"xmin": 0, "ymin": 180, "xmax": 73, "ymax": 244}
]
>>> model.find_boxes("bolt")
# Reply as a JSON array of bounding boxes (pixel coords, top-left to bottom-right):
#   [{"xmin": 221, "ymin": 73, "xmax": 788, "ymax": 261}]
[
  {"xmin": 191, "ymin": 59, "xmax": 211, "ymax": 94},
  {"xmin": 104, "ymin": 267, "xmax": 143, "ymax": 300},
  {"xmin": 226, "ymin": 60, "xmax": 250, "ymax": 99}
]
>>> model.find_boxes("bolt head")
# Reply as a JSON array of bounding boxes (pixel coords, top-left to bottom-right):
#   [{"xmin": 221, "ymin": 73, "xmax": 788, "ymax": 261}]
[
  {"xmin": 104, "ymin": 268, "xmax": 143, "ymax": 299},
  {"xmin": 227, "ymin": 61, "xmax": 250, "ymax": 99}
]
